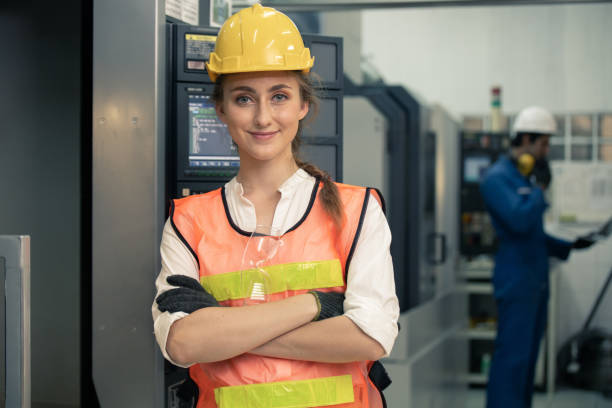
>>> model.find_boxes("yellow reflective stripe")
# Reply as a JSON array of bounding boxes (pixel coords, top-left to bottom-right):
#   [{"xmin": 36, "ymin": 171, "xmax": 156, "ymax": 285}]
[
  {"xmin": 200, "ymin": 259, "xmax": 344, "ymax": 302},
  {"xmin": 214, "ymin": 374, "xmax": 354, "ymax": 408}
]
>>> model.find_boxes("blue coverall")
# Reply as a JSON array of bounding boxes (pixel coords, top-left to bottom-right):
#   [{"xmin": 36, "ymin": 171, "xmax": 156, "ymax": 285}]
[{"xmin": 480, "ymin": 156, "xmax": 572, "ymax": 408}]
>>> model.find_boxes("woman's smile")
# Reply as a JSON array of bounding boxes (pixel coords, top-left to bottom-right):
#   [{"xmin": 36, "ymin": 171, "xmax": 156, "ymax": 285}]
[{"xmin": 248, "ymin": 130, "xmax": 280, "ymax": 141}]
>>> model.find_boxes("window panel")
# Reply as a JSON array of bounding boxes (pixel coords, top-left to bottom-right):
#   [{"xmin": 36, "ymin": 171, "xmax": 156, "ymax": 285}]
[
  {"xmin": 554, "ymin": 115, "xmax": 566, "ymax": 136},
  {"xmin": 571, "ymin": 114, "xmax": 592, "ymax": 137},
  {"xmin": 599, "ymin": 114, "xmax": 612, "ymax": 139},
  {"xmin": 548, "ymin": 144, "xmax": 565, "ymax": 161},
  {"xmin": 571, "ymin": 144, "xmax": 593, "ymax": 161},
  {"xmin": 599, "ymin": 145, "xmax": 612, "ymax": 162}
]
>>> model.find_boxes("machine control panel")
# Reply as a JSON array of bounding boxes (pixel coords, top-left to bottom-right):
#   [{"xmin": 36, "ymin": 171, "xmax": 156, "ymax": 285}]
[{"xmin": 460, "ymin": 131, "xmax": 510, "ymax": 256}]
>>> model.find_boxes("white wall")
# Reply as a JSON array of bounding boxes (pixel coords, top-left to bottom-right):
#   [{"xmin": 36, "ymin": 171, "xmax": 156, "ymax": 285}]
[{"xmin": 362, "ymin": 3, "xmax": 612, "ymax": 116}]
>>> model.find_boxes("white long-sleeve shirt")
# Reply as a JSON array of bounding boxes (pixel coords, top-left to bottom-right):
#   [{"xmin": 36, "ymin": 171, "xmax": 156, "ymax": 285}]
[{"xmin": 152, "ymin": 169, "xmax": 399, "ymax": 367}]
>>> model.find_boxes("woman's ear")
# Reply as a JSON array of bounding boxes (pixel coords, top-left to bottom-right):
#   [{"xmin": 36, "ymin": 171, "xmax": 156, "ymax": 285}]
[
  {"xmin": 298, "ymin": 101, "xmax": 309, "ymax": 121},
  {"xmin": 215, "ymin": 103, "xmax": 227, "ymax": 124}
]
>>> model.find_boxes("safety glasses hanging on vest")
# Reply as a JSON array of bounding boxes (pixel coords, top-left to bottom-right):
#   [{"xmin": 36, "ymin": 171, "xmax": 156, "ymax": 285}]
[
  {"xmin": 240, "ymin": 225, "xmax": 284, "ymax": 305},
  {"xmin": 238, "ymin": 225, "xmax": 346, "ymax": 318}
]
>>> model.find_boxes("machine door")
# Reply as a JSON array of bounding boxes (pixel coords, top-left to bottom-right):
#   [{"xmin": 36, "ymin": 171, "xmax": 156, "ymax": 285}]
[{"xmin": 0, "ymin": 236, "xmax": 30, "ymax": 408}]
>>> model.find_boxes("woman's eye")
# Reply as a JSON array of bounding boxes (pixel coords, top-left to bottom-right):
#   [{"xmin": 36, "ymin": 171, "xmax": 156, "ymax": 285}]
[
  {"xmin": 272, "ymin": 93, "xmax": 288, "ymax": 103},
  {"xmin": 236, "ymin": 95, "xmax": 252, "ymax": 105}
]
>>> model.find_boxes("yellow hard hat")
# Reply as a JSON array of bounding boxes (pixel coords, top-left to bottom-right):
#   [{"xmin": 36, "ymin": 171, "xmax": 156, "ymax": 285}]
[{"xmin": 206, "ymin": 4, "xmax": 315, "ymax": 82}]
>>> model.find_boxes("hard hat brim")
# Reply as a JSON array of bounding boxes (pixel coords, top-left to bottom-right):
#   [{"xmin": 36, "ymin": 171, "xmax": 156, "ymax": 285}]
[{"xmin": 206, "ymin": 58, "xmax": 314, "ymax": 83}]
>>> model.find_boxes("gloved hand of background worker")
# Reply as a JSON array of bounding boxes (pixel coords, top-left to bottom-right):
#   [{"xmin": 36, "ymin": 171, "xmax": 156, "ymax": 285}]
[
  {"xmin": 532, "ymin": 158, "xmax": 552, "ymax": 190},
  {"xmin": 572, "ymin": 236, "xmax": 595, "ymax": 250},
  {"xmin": 309, "ymin": 291, "xmax": 345, "ymax": 321},
  {"xmin": 156, "ymin": 275, "xmax": 220, "ymax": 314}
]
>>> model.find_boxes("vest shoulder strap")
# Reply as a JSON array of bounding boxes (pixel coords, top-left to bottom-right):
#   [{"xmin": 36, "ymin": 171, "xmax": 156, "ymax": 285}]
[
  {"xmin": 335, "ymin": 183, "xmax": 386, "ymax": 276},
  {"xmin": 170, "ymin": 188, "xmax": 223, "ymax": 269}
]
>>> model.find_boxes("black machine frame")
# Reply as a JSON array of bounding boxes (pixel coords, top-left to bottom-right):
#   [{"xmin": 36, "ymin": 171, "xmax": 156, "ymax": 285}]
[
  {"xmin": 301, "ymin": 89, "xmax": 344, "ymax": 181},
  {"xmin": 302, "ymin": 34, "xmax": 343, "ymax": 91},
  {"xmin": 345, "ymin": 79, "xmax": 440, "ymax": 312}
]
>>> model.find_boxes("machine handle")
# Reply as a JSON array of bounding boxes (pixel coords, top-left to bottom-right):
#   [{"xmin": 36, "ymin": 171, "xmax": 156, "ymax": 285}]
[{"xmin": 427, "ymin": 233, "xmax": 447, "ymax": 265}]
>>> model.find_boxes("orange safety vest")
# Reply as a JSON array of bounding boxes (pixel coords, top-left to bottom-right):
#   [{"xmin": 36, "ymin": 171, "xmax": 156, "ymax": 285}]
[{"xmin": 170, "ymin": 180, "xmax": 385, "ymax": 408}]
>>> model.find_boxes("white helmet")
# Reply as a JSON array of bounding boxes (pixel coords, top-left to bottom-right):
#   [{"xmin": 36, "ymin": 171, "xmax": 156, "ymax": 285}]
[{"xmin": 512, "ymin": 106, "xmax": 557, "ymax": 136}]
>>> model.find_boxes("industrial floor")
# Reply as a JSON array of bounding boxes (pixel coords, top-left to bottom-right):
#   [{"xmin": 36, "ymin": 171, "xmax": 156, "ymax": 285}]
[{"xmin": 466, "ymin": 388, "xmax": 612, "ymax": 408}]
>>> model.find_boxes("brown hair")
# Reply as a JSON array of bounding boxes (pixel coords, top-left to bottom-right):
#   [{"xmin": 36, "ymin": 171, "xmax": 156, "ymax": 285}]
[{"xmin": 212, "ymin": 72, "xmax": 344, "ymax": 228}]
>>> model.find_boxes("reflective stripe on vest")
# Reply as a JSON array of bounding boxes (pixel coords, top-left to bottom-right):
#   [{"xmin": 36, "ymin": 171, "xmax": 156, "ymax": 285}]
[
  {"xmin": 214, "ymin": 375, "xmax": 354, "ymax": 408},
  {"xmin": 201, "ymin": 259, "xmax": 343, "ymax": 302}
]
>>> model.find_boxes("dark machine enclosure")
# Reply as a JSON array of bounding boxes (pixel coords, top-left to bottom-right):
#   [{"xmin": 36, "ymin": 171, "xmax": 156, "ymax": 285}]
[{"xmin": 345, "ymin": 80, "xmax": 439, "ymax": 311}]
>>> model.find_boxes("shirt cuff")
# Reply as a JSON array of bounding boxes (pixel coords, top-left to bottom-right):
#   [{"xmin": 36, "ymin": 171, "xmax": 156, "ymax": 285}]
[{"xmin": 153, "ymin": 310, "xmax": 190, "ymax": 368}]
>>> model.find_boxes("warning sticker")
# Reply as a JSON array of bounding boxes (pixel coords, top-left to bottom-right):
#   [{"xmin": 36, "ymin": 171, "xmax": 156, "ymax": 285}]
[
  {"xmin": 186, "ymin": 34, "xmax": 217, "ymax": 42},
  {"xmin": 185, "ymin": 34, "xmax": 217, "ymax": 61}
]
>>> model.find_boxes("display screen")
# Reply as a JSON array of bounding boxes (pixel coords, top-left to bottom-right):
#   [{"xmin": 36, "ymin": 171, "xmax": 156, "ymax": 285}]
[
  {"xmin": 464, "ymin": 156, "xmax": 491, "ymax": 183},
  {"xmin": 188, "ymin": 94, "xmax": 239, "ymax": 168}
]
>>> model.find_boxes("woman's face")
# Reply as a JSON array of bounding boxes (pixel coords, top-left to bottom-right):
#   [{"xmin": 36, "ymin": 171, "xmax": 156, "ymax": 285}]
[{"xmin": 215, "ymin": 71, "xmax": 309, "ymax": 165}]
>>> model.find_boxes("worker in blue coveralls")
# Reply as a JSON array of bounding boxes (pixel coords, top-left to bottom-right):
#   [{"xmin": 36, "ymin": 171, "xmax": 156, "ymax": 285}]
[{"xmin": 480, "ymin": 106, "xmax": 595, "ymax": 407}]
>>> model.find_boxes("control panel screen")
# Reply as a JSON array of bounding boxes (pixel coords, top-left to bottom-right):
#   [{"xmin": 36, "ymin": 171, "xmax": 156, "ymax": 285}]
[
  {"xmin": 463, "ymin": 156, "xmax": 491, "ymax": 183},
  {"xmin": 188, "ymin": 94, "xmax": 239, "ymax": 168}
]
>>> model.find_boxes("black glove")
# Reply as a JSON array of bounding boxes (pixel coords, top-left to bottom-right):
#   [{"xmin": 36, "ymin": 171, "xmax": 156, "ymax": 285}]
[
  {"xmin": 309, "ymin": 291, "xmax": 344, "ymax": 321},
  {"xmin": 573, "ymin": 237, "xmax": 595, "ymax": 250},
  {"xmin": 156, "ymin": 275, "xmax": 220, "ymax": 314},
  {"xmin": 532, "ymin": 158, "xmax": 552, "ymax": 190}
]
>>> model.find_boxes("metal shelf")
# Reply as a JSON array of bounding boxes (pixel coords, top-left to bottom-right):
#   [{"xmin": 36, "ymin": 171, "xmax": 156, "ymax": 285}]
[
  {"xmin": 458, "ymin": 373, "xmax": 488, "ymax": 384},
  {"xmin": 460, "ymin": 269, "xmax": 492, "ymax": 279},
  {"xmin": 458, "ymin": 328, "xmax": 496, "ymax": 340},
  {"xmin": 459, "ymin": 283, "xmax": 493, "ymax": 294}
]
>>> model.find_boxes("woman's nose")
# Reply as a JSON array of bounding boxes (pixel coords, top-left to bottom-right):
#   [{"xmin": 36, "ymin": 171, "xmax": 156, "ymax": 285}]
[{"xmin": 254, "ymin": 102, "xmax": 272, "ymax": 127}]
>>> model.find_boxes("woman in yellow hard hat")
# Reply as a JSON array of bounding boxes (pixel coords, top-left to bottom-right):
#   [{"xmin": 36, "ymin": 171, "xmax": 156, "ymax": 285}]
[{"xmin": 152, "ymin": 5, "xmax": 399, "ymax": 407}]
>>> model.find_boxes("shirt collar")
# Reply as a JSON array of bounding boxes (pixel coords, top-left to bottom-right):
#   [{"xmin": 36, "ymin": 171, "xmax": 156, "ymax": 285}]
[
  {"xmin": 278, "ymin": 168, "xmax": 312, "ymax": 196},
  {"xmin": 227, "ymin": 168, "xmax": 314, "ymax": 200}
]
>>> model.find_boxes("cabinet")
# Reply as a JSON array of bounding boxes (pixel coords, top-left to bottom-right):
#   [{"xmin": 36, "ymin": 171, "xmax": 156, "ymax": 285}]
[
  {"xmin": 458, "ymin": 256, "xmax": 554, "ymax": 393},
  {"xmin": 458, "ymin": 256, "xmax": 496, "ymax": 386}
]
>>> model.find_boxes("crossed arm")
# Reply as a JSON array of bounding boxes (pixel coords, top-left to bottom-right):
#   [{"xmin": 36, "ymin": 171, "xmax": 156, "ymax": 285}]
[
  {"xmin": 165, "ymin": 295, "xmax": 385, "ymax": 366},
  {"xmin": 153, "ymin": 196, "xmax": 397, "ymax": 367}
]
